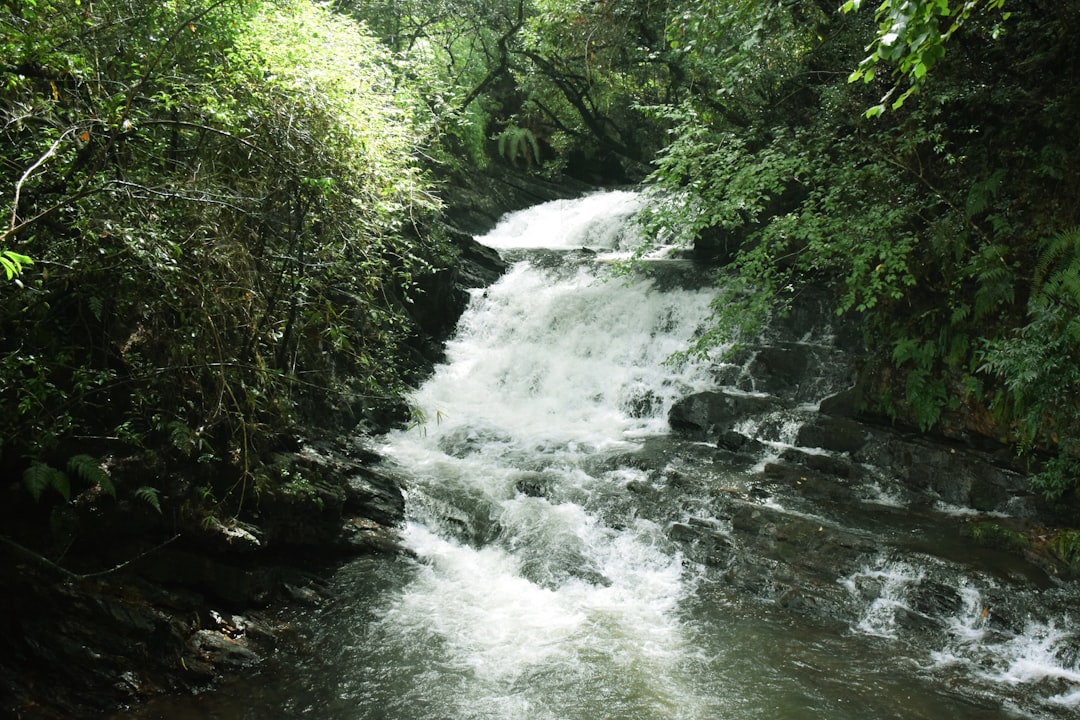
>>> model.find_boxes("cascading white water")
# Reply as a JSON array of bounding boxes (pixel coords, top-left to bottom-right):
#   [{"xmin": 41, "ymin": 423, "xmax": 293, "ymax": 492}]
[
  {"xmin": 117, "ymin": 191, "xmax": 1080, "ymax": 720},
  {"xmin": 373, "ymin": 191, "xmax": 723, "ymax": 719}
]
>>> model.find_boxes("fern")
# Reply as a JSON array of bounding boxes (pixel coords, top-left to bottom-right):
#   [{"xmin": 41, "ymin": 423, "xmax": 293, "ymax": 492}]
[
  {"xmin": 135, "ymin": 486, "xmax": 162, "ymax": 514},
  {"xmin": 1034, "ymin": 226, "xmax": 1080, "ymax": 308},
  {"xmin": 973, "ymin": 263, "xmax": 1015, "ymax": 319},
  {"xmin": 167, "ymin": 420, "xmax": 195, "ymax": 455},
  {"xmin": 21, "ymin": 455, "xmax": 116, "ymax": 502},
  {"xmin": 23, "ymin": 462, "xmax": 70, "ymax": 501},
  {"xmin": 968, "ymin": 243, "xmax": 1016, "ymax": 320},
  {"xmin": 1051, "ymin": 530, "xmax": 1080, "ymax": 568},
  {"xmin": 496, "ymin": 125, "xmax": 541, "ymax": 168},
  {"xmin": 965, "ymin": 169, "xmax": 1006, "ymax": 219},
  {"xmin": 67, "ymin": 454, "xmax": 115, "ymax": 496}
]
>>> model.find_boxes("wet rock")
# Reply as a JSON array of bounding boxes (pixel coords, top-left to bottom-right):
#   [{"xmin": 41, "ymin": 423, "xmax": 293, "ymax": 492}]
[
  {"xmin": 337, "ymin": 517, "xmax": 406, "ymax": 555},
  {"xmin": 188, "ymin": 629, "xmax": 260, "ymax": 668},
  {"xmin": 909, "ymin": 580, "xmax": 964, "ymax": 620},
  {"xmin": 408, "ymin": 228, "xmax": 508, "ymax": 349},
  {"xmin": 621, "ymin": 386, "xmax": 662, "ymax": 419},
  {"xmin": 852, "ymin": 433, "xmax": 1031, "ymax": 515},
  {"xmin": 668, "ymin": 520, "xmax": 735, "ymax": 567},
  {"xmin": 818, "ymin": 387, "xmax": 858, "ymax": 418},
  {"xmin": 725, "ymin": 501, "xmax": 876, "ymax": 569},
  {"xmin": 345, "ymin": 466, "xmax": 406, "ymax": 528},
  {"xmin": 514, "ymin": 471, "xmax": 556, "ymax": 498},
  {"xmin": 718, "ymin": 430, "xmax": 765, "ymax": 454},
  {"xmin": 795, "ymin": 415, "xmax": 869, "ymax": 454},
  {"xmin": 746, "ymin": 345, "xmax": 810, "ymax": 397},
  {"xmin": 282, "ymin": 582, "xmax": 325, "ymax": 605},
  {"xmin": 450, "ymin": 230, "xmax": 508, "ymax": 289},
  {"xmin": 668, "ymin": 390, "xmax": 777, "ymax": 438},
  {"xmin": 439, "ymin": 164, "xmax": 595, "ymax": 236},
  {"xmin": 761, "ymin": 462, "xmax": 858, "ymax": 502},
  {"xmin": 779, "ymin": 447, "xmax": 854, "ymax": 478}
]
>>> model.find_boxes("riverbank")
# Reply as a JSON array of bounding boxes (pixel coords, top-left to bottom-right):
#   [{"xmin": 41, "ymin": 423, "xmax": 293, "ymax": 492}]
[
  {"xmin": 0, "ymin": 166, "xmax": 583, "ymax": 719},
  {"xmin": 5, "ymin": 178, "xmax": 1079, "ymax": 718}
]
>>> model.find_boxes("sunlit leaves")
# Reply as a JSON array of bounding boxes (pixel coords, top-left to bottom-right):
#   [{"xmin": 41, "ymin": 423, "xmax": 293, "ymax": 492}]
[
  {"xmin": 843, "ymin": 0, "xmax": 1012, "ymax": 115},
  {"xmin": 1, "ymin": 250, "xmax": 33, "ymax": 280},
  {"xmin": 232, "ymin": 0, "xmax": 434, "ymax": 226},
  {"xmin": 0, "ymin": 0, "xmax": 447, "ymax": 515}
]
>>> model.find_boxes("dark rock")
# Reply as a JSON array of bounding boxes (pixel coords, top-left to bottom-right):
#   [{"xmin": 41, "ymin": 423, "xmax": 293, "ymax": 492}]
[
  {"xmin": 718, "ymin": 430, "xmax": 765, "ymax": 454},
  {"xmin": 760, "ymin": 462, "xmax": 857, "ymax": 502},
  {"xmin": 345, "ymin": 466, "xmax": 406, "ymax": 528},
  {"xmin": 188, "ymin": 516, "xmax": 265, "ymax": 554},
  {"xmin": 439, "ymin": 164, "xmax": 595, "ymax": 236},
  {"xmin": 668, "ymin": 390, "xmax": 777, "ymax": 438},
  {"xmin": 852, "ymin": 432, "xmax": 1031, "ymax": 515},
  {"xmin": 795, "ymin": 415, "xmax": 869, "ymax": 453},
  {"xmin": 818, "ymin": 387, "xmax": 858, "ymax": 418},
  {"xmin": 779, "ymin": 447, "xmax": 854, "ymax": 478},
  {"xmin": 747, "ymin": 345, "xmax": 810, "ymax": 396},
  {"xmin": 336, "ymin": 517, "xmax": 406, "ymax": 555},
  {"xmin": 187, "ymin": 629, "xmax": 260, "ymax": 668},
  {"xmin": 135, "ymin": 548, "xmax": 278, "ymax": 606},
  {"xmin": 409, "ymin": 227, "xmax": 508, "ymax": 345},
  {"xmin": 668, "ymin": 520, "xmax": 735, "ymax": 567},
  {"xmin": 514, "ymin": 471, "xmax": 555, "ymax": 498},
  {"xmin": 451, "ymin": 229, "xmax": 508, "ymax": 288}
]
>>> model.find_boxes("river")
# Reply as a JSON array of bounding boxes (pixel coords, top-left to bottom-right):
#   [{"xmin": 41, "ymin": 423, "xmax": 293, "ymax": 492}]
[{"xmin": 123, "ymin": 191, "xmax": 1079, "ymax": 719}]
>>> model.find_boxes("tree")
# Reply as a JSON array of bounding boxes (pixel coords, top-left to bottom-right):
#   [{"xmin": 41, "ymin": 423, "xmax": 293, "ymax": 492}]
[
  {"xmin": 638, "ymin": 0, "xmax": 1080, "ymax": 471},
  {"xmin": 843, "ymin": 0, "xmax": 1013, "ymax": 115},
  {"xmin": 0, "ymin": 0, "xmax": 443, "ymax": 514}
]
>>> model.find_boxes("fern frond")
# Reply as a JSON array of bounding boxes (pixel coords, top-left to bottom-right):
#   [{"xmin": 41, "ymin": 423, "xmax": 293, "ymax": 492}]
[
  {"xmin": 67, "ymin": 454, "xmax": 115, "ymax": 496},
  {"xmin": 23, "ymin": 462, "xmax": 70, "ymax": 501},
  {"xmin": 965, "ymin": 169, "xmax": 1005, "ymax": 219},
  {"xmin": 135, "ymin": 486, "xmax": 162, "ymax": 514},
  {"xmin": 1043, "ymin": 265, "xmax": 1080, "ymax": 308},
  {"xmin": 1034, "ymin": 226, "xmax": 1080, "ymax": 290},
  {"xmin": 950, "ymin": 302, "xmax": 971, "ymax": 324},
  {"xmin": 496, "ymin": 125, "xmax": 540, "ymax": 167}
]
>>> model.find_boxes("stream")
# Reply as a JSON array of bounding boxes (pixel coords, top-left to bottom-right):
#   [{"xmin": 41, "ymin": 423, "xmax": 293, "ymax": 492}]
[{"xmin": 124, "ymin": 192, "xmax": 1079, "ymax": 719}]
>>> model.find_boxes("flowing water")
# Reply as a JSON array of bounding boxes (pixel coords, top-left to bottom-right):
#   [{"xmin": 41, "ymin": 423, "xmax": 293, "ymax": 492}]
[{"xmin": 124, "ymin": 192, "xmax": 1079, "ymax": 719}]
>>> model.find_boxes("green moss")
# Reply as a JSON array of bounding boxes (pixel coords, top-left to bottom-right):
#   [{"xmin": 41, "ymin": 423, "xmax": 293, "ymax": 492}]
[{"xmin": 962, "ymin": 521, "xmax": 1030, "ymax": 554}]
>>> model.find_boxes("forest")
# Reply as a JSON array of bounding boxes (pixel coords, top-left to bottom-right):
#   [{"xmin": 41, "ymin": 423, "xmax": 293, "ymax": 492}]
[{"xmin": 2, "ymin": 0, "xmax": 1080, "ymax": 711}]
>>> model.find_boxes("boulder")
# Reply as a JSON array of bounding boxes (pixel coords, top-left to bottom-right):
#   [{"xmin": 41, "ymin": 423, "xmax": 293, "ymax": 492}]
[
  {"xmin": 795, "ymin": 415, "xmax": 870, "ymax": 454},
  {"xmin": 668, "ymin": 390, "xmax": 777, "ymax": 438}
]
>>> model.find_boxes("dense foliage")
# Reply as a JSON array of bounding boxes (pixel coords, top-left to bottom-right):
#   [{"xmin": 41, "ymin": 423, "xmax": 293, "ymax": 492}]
[
  {"xmin": 1, "ymin": 0, "xmax": 442, "ymax": 518},
  {"xmin": 636, "ymin": 0, "xmax": 1080, "ymax": 504},
  {"xmin": 4, "ymin": 0, "xmax": 1079, "ymax": 543}
]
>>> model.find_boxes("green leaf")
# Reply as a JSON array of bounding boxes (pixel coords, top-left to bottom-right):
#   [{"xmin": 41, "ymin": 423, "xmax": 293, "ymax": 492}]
[
  {"xmin": 1, "ymin": 250, "xmax": 33, "ymax": 280},
  {"xmin": 23, "ymin": 462, "xmax": 70, "ymax": 501},
  {"xmin": 135, "ymin": 486, "xmax": 162, "ymax": 513},
  {"xmin": 67, "ymin": 453, "xmax": 115, "ymax": 496}
]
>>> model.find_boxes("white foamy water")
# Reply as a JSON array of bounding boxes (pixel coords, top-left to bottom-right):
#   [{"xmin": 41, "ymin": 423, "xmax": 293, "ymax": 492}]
[
  {"xmin": 111, "ymin": 191, "xmax": 1080, "ymax": 720},
  {"xmin": 374, "ymin": 191, "xmax": 719, "ymax": 719},
  {"xmin": 406, "ymin": 261, "xmax": 716, "ymax": 452},
  {"xmin": 477, "ymin": 189, "xmax": 645, "ymax": 252},
  {"xmin": 841, "ymin": 557, "xmax": 927, "ymax": 639}
]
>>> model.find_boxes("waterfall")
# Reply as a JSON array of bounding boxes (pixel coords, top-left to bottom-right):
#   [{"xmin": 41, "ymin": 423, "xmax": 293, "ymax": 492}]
[
  {"xmin": 373, "ymin": 191, "xmax": 722, "ymax": 719},
  {"xmin": 119, "ymin": 192, "xmax": 1080, "ymax": 720}
]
